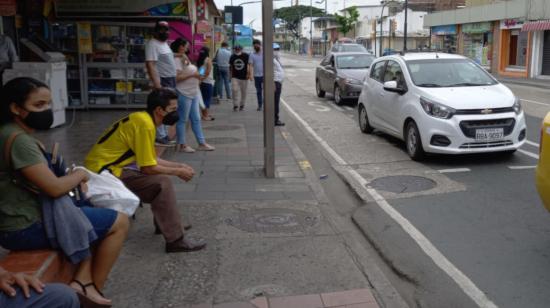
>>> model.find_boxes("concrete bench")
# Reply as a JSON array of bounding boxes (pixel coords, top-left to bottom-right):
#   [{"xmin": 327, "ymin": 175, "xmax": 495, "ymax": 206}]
[{"xmin": 0, "ymin": 250, "xmax": 75, "ymax": 283}]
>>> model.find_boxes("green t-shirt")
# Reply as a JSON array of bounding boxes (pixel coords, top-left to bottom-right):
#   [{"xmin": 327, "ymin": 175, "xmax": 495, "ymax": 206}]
[{"xmin": 0, "ymin": 123, "xmax": 45, "ymax": 232}]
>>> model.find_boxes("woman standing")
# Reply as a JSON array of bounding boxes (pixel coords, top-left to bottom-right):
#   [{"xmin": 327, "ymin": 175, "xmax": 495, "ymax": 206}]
[
  {"xmin": 0, "ymin": 78, "xmax": 130, "ymax": 307},
  {"xmin": 197, "ymin": 47, "xmax": 215, "ymax": 121},
  {"xmin": 171, "ymin": 39, "xmax": 215, "ymax": 153}
]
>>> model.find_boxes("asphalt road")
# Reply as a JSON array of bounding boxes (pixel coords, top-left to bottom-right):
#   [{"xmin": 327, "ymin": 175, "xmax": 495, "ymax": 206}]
[{"xmin": 279, "ymin": 53, "xmax": 550, "ymax": 308}]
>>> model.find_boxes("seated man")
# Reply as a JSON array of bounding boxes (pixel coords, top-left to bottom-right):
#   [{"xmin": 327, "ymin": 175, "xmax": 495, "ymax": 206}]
[
  {"xmin": 0, "ymin": 265, "xmax": 79, "ymax": 308},
  {"xmin": 84, "ymin": 88, "xmax": 206, "ymax": 253}
]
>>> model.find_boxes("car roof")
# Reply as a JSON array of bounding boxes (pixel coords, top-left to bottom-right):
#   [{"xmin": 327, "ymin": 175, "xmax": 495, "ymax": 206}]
[
  {"xmin": 330, "ymin": 51, "xmax": 373, "ymax": 57},
  {"xmin": 376, "ymin": 52, "xmax": 467, "ymax": 62}
]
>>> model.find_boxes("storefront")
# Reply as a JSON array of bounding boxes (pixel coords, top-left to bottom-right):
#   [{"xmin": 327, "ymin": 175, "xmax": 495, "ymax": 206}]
[
  {"xmin": 522, "ymin": 20, "xmax": 550, "ymax": 78},
  {"xmin": 431, "ymin": 25, "xmax": 457, "ymax": 53},
  {"xmin": 461, "ymin": 22, "xmax": 493, "ymax": 69},
  {"xmin": 496, "ymin": 18, "xmax": 530, "ymax": 77}
]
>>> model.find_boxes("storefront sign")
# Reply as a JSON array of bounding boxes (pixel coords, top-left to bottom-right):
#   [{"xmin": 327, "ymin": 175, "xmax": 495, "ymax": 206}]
[
  {"xmin": 431, "ymin": 25, "xmax": 457, "ymax": 35},
  {"xmin": 462, "ymin": 22, "xmax": 492, "ymax": 34},
  {"xmin": 77, "ymin": 22, "xmax": 92, "ymax": 54},
  {"xmin": 196, "ymin": 20, "xmax": 211, "ymax": 35},
  {"xmin": 0, "ymin": 0, "xmax": 16, "ymax": 16},
  {"xmin": 56, "ymin": 0, "xmax": 188, "ymax": 16},
  {"xmin": 500, "ymin": 19, "xmax": 525, "ymax": 30}
]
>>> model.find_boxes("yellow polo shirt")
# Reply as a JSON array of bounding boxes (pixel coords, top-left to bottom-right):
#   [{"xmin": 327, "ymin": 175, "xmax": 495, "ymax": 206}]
[{"xmin": 85, "ymin": 111, "xmax": 157, "ymax": 177}]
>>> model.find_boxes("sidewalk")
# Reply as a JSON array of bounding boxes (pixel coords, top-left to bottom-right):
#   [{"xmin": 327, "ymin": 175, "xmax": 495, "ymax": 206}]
[
  {"xmin": 31, "ymin": 85, "xmax": 386, "ymax": 307},
  {"xmin": 498, "ymin": 76, "xmax": 550, "ymax": 89}
]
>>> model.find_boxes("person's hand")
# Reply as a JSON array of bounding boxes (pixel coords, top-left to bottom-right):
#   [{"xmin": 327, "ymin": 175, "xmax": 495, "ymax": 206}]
[
  {"xmin": 0, "ymin": 270, "xmax": 44, "ymax": 298},
  {"xmin": 76, "ymin": 169, "xmax": 90, "ymax": 182},
  {"xmin": 193, "ymin": 72, "xmax": 201, "ymax": 79},
  {"xmin": 177, "ymin": 165, "xmax": 195, "ymax": 182}
]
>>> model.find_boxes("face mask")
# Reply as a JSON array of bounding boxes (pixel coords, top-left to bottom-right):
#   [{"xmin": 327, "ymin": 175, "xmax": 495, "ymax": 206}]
[
  {"xmin": 162, "ymin": 110, "xmax": 179, "ymax": 125},
  {"xmin": 157, "ymin": 32, "xmax": 169, "ymax": 41},
  {"xmin": 254, "ymin": 46, "xmax": 260, "ymax": 52},
  {"xmin": 23, "ymin": 108, "xmax": 53, "ymax": 130}
]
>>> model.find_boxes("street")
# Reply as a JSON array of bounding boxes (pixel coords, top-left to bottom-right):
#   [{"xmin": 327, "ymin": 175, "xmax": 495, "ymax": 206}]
[{"xmin": 279, "ymin": 53, "xmax": 550, "ymax": 308}]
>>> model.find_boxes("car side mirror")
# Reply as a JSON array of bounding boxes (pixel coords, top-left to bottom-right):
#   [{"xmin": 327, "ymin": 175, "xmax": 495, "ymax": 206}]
[{"xmin": 383, "ymin": 81, "xmax": 406, "ymax": 94}]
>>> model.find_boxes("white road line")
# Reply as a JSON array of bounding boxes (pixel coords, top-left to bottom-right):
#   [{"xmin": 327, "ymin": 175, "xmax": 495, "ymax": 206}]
[
  {"xmin": 520, "ymin": 98, "xmax": 550, "ymax": 107},
  {"xmin": 438, "ymin": 168, "xmax": 471, "ymax": 173},
  {"xmin": 525, "ymin": 140, "xmax": 540, "ymax": 148},
  {"xmin": 343, "ymin": 106, "xmax": 354, "ymax": 111},
  {"xmin": 508, "ymin": 165, "xmax": 537, "ymax": 170},
  {"xmin": 333, "ymin": 105, "xmax": 345, "ymax": 112},
  {"xmin": 518, "ymin": 148, "xmax": 540, "ymax": 160},
  {"xmin": 300, "ymin": 68, "xmax": 310, "ymax": 72},
  {"xmin": 282, "ymin": 98, "xmax": 499, "ymax": 308}
]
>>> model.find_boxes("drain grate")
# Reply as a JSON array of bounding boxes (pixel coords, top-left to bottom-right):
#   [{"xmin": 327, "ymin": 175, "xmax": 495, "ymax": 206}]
[
  {"xmin": 368, "ymin": 175, "xmax": 436, "ymax": 193},
  {"xmin": 204, "ymin": 125, "xmax": 241, "ymax": 131},
  {"xmin": 206, "ymin": 137, "xmax": 242, "ymax": 144},
  {"xmin": 225, "ymin": 208, "xmax": 319, "ymax": 233}
]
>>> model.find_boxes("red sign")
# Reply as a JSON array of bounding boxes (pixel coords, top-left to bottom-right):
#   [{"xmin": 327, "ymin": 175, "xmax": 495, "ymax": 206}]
[
  {"xmin": 0, "ymin": 0, "xmax": 16, "ymax": 16},
  {"xmin": 196, "ymin": 20, "xmax": 211, "ymax": 34},
  {"xmin": 196, "ymin": 0, "xmax": 207, "ymax": 20}
]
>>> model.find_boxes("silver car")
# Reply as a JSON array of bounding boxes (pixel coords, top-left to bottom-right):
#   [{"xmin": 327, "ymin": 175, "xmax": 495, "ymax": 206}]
[{"xmin": 315, "ymin": 52, "xmax": 375, "ymax": 105}]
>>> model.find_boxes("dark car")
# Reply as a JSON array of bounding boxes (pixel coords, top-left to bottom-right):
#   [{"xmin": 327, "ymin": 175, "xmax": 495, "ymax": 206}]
[{"xmin": 315, "ymin": 52, "xmax": 375, "ymax": 105}]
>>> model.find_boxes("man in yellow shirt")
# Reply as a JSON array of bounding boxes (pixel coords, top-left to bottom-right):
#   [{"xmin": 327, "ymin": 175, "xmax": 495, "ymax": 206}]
[{"xmin": 85, "ymin": 88, "xmax": 206, "ymax": 253}]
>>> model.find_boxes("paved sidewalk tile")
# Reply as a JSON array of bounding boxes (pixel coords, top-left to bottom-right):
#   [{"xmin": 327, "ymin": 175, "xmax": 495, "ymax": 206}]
[
  {"xmin": 320, "ymin": 289, "xmax": 376, "ymax": 307},
  {"xmin": 269, "ymin": 294, "xmax": 324, "ymax": 308}
]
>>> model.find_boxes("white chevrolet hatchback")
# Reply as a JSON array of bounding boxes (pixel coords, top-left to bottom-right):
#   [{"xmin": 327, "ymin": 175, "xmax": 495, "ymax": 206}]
[{"xmin": 357, "ymin": 52, "xmax": 526, "ymax": 160}]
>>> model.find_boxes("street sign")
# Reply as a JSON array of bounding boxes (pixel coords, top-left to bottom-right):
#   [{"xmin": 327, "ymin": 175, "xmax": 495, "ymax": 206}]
[{"xmin": 224, "ymin": 6, "xmax": 243, "ymax": 25}]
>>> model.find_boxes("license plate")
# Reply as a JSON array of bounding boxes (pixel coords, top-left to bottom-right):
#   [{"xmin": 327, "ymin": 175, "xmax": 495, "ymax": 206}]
[{"xmin": 475, "ymin": 128, "xmax": 504, "ymax": 141}]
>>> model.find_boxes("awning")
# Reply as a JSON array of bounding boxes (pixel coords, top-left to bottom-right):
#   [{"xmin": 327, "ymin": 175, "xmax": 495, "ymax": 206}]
[{"xmin": 521, "ymin": 20, "xmax": 550, "ymax": 31}]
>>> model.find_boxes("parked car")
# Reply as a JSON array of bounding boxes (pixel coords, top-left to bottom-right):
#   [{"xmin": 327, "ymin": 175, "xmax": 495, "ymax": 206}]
[
  {"xmin": 357, "ymin": 52, "xmax": 527, "ymax": 160},
  {"xmin": 330, "ymin": 43, "xmax": 368, "ymax": 53},
  {"xmin": 536, "ymin": 112, "xmax": 550, "ymax": 211},
  {"xmin": 316, "ymin": 52, "xmax": 375, "ymax": 105}
]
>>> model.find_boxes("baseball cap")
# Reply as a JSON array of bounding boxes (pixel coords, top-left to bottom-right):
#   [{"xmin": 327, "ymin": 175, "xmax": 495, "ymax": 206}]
[
  {"xmin": 155, "ymin": 21, "xmax": 169, "ymax": 31},
  {"xmin": 234, "ymin": 45, "xmax": 243, "ymax": 50},
  {"xmin": 273, "ymin": 43, "xmax": 281, "ymax": 50}
]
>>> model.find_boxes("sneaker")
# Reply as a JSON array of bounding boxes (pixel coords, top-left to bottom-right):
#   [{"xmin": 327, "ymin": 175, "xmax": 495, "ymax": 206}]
[
  {"xmin": 165, "ymin": 236, "xmax": 206, "ymax": 253},
  {"xmin": 197, "ymin": 143, "xmax": 215, "ymax": 151},
  {"xmin": 239, "ymin": 106, "xmax": 244, "ymax": 111},
  {"xmin": 275, "ymin": 121, "xmax": 285, "ymax": 126},
  {"xmin": 179, "ymin": 145, "xmax": 196, "ymax": 153},
  {"xmin": 233, "ymin": 106, "xmax": 238, "ymax": 111},
  {"xmin": 155, "ymin": 137, "xmax": 176, "ymax": 147}
]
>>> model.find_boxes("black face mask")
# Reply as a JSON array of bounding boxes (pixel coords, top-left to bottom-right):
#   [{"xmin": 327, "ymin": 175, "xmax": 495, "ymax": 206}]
[
  {"xmin": 157, "ymin": 32, "xmax": 169, "ymax": 41},
  {"xmin": 23, "ymin": 109, "xmax": 53, "ymax": 130},
  {"xmin": 162, "ymin": 110, "xmax": 179, "ymax": 126},
  {"xmin": 254, "ymin": 46, "xmax": 260, "ymax": 52}
]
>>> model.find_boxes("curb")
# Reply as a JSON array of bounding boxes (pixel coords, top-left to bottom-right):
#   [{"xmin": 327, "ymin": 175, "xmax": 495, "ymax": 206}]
[{"xmin": 499, "ymin": 79, "xmax": 550, "ymax": 90}]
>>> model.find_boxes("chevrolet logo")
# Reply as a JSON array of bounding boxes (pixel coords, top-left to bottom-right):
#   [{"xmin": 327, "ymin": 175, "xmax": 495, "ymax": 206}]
[{"xmin": 481, "ymin": 108, "xmax": 493, "ymax": 114}]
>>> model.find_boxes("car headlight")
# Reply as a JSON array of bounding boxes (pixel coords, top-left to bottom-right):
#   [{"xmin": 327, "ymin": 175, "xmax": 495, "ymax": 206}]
[
  {"xmin": 420, "ymin": 97, "xmax": 455, "ymax": 119},
  {"xmin": 345, "ymin": 78, "xmax": 362, "ymax": 85},
  {"xmin": 513, "ymin": 97, "xmax": 522, "ymax": 115}
]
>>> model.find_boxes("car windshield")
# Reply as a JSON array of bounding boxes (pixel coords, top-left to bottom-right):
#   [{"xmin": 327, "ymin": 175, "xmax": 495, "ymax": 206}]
[
  {"xmin": 337, "ymin": 54, "xmax": 374, "ymax": 69},
  {"xmin": 340, "ymin": 45, "xmax": 367, "ymax": 52},
  {"xmin": 406, "ymin": 59, "xmax": 498, "ymax": 88}
]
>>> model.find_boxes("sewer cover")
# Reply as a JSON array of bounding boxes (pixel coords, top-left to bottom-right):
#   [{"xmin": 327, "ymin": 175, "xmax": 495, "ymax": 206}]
[
  {"xmin": 368, "ymin": 175, "xmax": 436, "ymax": 193},
  {"xmin": 225, "ymin": 208, "xmax": 319, "ymax": 233},
  {"xmin": 206, "ymin": 137, "xmax": 242, "ymax": 144},
  {"xmin": 204, "ymin": 125, "xmax": 241, "ymax": 131}
]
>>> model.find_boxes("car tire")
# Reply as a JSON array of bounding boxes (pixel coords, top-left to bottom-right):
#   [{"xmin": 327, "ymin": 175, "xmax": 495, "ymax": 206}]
[
  {"xmin": 358, "ymin": 104, "xmax": 373, "ymax": 134},
  {"xmin": 316, "ymin": 79, "xmax": 325, "ymax": 98},
  {"xmin": 334, "ymin": 85, "xmax": 344, "ymax": 105},
  {"xmin": 405, "ymin": 121, "xmax": 425, "ymax": 161}
]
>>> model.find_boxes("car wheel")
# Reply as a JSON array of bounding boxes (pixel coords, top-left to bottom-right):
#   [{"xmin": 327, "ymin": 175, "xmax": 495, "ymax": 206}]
[
  {"xmin": 405, "ymin": 121, "xmax": 425, "ymax": 161},
  {"xmin": 334, "ymin": 85, "xmax": 344, "ymax": 105},
  {"xmin": 358, "ymin": 104, "xmax": 373, "ymax": 134},
  {"xmin": 316, "ymin": 79, "xmax": 325, "ymax": 98}
]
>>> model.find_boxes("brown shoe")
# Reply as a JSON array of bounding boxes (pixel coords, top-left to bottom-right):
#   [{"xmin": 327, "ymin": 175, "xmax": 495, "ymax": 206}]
[{"xmin": 165, "ymin": 236, "xmax": 206, "ymax": 253}]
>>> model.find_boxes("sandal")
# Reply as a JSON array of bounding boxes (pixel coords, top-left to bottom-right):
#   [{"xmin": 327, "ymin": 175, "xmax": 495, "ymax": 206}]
[{"xmin": 71, "ymin": 280, "xmax": 112, "ymax": 308}]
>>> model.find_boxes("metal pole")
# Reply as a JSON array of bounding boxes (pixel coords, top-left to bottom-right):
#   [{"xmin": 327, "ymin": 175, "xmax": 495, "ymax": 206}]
[
  {"xmin": 373, "ymin": 18, "xmax": 376, "ymax": 55},
  {"xmin": 388, "ymin": 17, "xmax": 391, "ymax": 50},
  {"xmin": 324, "ymin": 0, "xmax": 327, "ymax": 56},
  {"xmin": 310, "ymin": 0, "xmax": 313, "ymax": 56},
  {"xmin": 262, "ymin": 0, "xmax": 275, "ymax": 178},
  {"xmin": 403, "ymin": 0, "xmax": 408, "ymax": 51},
  {"xmin": 379, "ymin": 4, "xmax": 385, "ymax": 56}
]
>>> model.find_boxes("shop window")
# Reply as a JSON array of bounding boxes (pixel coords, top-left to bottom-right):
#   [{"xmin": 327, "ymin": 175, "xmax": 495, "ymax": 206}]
[
  {"xmin": 508, "ymin": 30, "xmax": 528, "ymax": 67},
  {"xmin": 463, "ymin": 32, "xmax": 492, "ymax": 67}
]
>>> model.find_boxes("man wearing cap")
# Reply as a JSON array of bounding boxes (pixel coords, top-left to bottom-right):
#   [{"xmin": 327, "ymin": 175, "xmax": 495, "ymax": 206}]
[
  {"xmin": 248, "ymin": 39, "xmax": 264, "ymax": 111},
  {"xmin": 229, "ymin": 45, "xmax": 250, "ymax": 111},
  {"xmin": 273, "ymin": 43, "xmax": 285, "ymax": 126},
  {"xmin": 145, "ymin": 21, "xmax": 177, "ymax": 145}
]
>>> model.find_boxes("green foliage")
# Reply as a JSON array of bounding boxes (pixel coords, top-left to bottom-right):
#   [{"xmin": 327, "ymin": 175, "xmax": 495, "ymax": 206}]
[
  {"xmin": 274, "ymin": 5, "xmax": 325, "ymax": 39},
  {"xmin": 335, "ymin": 6, "xmax": 359, "ymax": 36}
]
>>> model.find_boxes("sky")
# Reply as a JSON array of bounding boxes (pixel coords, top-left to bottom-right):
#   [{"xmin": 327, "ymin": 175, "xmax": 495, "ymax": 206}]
[{"xmin": 213, "ymin": 0, "xmax": 370, "ymax": 31}]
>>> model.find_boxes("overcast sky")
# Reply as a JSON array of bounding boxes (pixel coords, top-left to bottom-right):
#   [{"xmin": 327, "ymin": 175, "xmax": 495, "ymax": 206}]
[{"xmin": 213, "ymin": 0, "xmax": 370, "ymax": 31}]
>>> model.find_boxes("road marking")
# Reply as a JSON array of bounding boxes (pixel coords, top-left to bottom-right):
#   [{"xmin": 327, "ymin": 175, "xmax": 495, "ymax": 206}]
[
  {"xmin": 518, "ymin": 148, "xmax": 540, "ymax": 160},
  {"xmin": 438, "ymin": 168, "xmax": 471, "ymax": 173},
  {"xmin": 333, "ymin": 105, "xmax": 345, "ymax": 111},
  {"xmin": 343, "ymin": 106, "xmax": 354, "ymax": 111},
  {"xmin": 525, "ymin": 140, "xmax": 540, "ymax": 148},
  {"xmin": 282, "ymin": 98, "xmax": 499, "ymax": 308},
  {"xmin": 300, "ymin": 68, "xmax": 310, "ymax": 72},
  {"xmin": 308, "ymin": 101, "xmax": 331, "ymax": 112},
  {"xmin": 520, "ymin": 98, "xmax": 550, "ymax": 106},
  {"xmin": 299, "ymin": 160, "xmax": 312, "ymax": 170},
  {"xmin": 508, "ymin": 165, "xmax": 537, "ymax": 170}
]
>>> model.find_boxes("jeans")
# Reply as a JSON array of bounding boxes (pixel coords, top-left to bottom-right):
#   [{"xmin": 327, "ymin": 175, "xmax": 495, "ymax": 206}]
[
  {"xmin": 176, "ymin": 92, "xmax": 206, "ymax": 145},
  {"xmin": 254, "ymin": 76, "xmax": 264, "ymax": 108},
  {"xmin": 275, "ymin": 81, "xmax": 282, "ymax": 122},
  {"xmin": 200, "ymin": 83, "xmax": 214, "ymax": 109},
  {"xmin": 217, "ymin": 67, "xmax": 231, "ymax": 99},
  {"xmin": 0, "ymin": 283, "xmax": 79, "ymax": 308}
]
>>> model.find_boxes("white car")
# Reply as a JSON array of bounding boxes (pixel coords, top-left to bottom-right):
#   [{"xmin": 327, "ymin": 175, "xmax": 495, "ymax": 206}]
[{"xmin": 357, "ymin": 52, "xmax": 526, "ymax": 160}]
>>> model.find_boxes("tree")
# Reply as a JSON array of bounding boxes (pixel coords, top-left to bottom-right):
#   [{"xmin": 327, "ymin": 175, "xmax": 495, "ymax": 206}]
[
  {"xmin": 335, "ymin": 6, "xmax": 359, "ymax": 37},
  {"xmin": 274, "ymin": 5, "xmax": 325, "ymax": 39}
]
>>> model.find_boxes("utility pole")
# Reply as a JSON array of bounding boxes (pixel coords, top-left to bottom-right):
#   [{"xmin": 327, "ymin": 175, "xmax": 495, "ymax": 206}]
[
  {"xmin": 262, "ymin": 0, "xmax": 275, "ymax": 178},
  {"xmin": 403, "ymin": 0, "xmax": 408, "ymax": 51},
  {"xmin": 310, "ymin": 0, "xmax": 313, "ymax": 56},
  {"xmin": 379, "ymin": 3, "xmax": 385, "ymax": 56},
  {"xmin": 231, "ymin": 0, "xmax": 236, "ymax": 48}
]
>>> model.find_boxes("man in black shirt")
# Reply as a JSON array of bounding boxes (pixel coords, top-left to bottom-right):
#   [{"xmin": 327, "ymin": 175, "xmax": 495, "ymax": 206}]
[{"xmin": 229, "ymin": 45, "xmax": 250, "ymax": 111}]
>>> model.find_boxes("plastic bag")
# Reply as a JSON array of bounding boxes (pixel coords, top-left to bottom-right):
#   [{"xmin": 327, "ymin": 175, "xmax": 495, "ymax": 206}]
[{"xmin": 80, "ymin": 168, "xmax": 140, "ymax": 216}]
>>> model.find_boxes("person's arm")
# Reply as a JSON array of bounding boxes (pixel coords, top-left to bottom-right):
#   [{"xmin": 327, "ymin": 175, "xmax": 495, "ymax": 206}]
[
  {"xmin": 176, "ymin": 69, "xmax": 200, "ymax": 82},
  {"xmin": 0, "ymin": 266, "xmax": 44, "ymax": 299},
  {"xmin": 146, "ymin": 61, "xmax": 162, "ymax": 89},
  {"xmin": 140, "ymin": 164, "xmax": 194, "ymax": 182},
  {"xmin": 200, "ymin": 58, "xmax": 212, "ymax": 82},
  {"xmin": 248, "ymin": 57, "xmax": 254, "ymax": 80},
  {"xmin": 20, "ymin": 164, "xmax": 88, "ymax": 198},
  {"xmin": 6, "ymin": 37, "xmax": 18, "ymax": 62}
]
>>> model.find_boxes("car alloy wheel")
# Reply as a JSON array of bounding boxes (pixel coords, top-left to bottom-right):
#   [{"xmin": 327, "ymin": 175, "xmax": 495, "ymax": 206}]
[
  {"xmin": 334, "ymin": 85, "xmax": 343, "ymax": 105},
  {"xmin": 406, "ymin": 121, "xmax": 425, "ymax": 161},
  {"xmin": 359, "ymin": 105, "xmax": 373, "ymax": 134},
  {"xmin": 316, "ymin": 80, "xmax": 325, "ymax": 98}
]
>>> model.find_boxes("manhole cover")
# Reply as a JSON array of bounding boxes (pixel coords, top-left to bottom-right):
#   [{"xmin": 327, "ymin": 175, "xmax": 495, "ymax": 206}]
[
  {"xmin": 206, "ymin": 137, "xmax": 242, "ymax": 144},
  {"xmin": 225, "ymin": 208, "xmax": 319, "ymax": 233},
  {"xmin": 204, "ymin": 125, "xmax": 241, "ymax": 131},
  {"xmin": 368, "ymin": 175, "xmax": 436, "ymax": 193}
]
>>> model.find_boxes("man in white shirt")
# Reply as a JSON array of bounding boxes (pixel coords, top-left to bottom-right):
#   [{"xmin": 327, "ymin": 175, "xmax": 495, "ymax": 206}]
[{"xmin": 273, "ymin": 43, "xmax": 285, "ymax": 126}]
